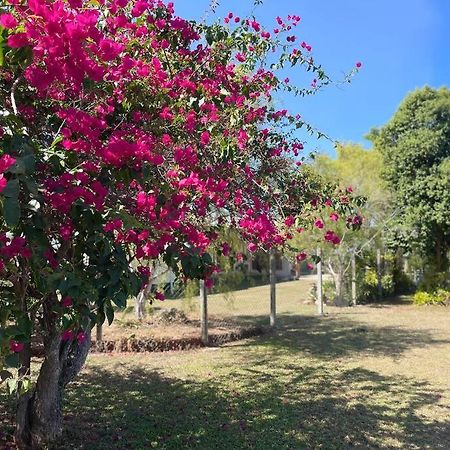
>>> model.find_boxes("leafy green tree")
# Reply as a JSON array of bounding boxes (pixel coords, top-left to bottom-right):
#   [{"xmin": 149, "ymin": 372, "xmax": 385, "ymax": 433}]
[{"xmin": 372, "ymin": 87, "xmax": 450, "ymax": 272}]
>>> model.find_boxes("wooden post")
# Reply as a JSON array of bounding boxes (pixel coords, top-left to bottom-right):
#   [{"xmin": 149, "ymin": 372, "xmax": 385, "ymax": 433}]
[
  {"xmin": 317, "ymin": 247, "xmax": 324, "ymax": 315},
  {"xmin": 351, "ymin": 252, "xmax": 357, "ymax": 306},
  {"xmin": 199, "ymin": 279, "xmax": 208, "ymax": 345},
  {"xmin": 269, "ymin": 249, "xmax": 276, "ymax": 327},
  {"xmin": 96, "ymin": 323, "xmax": 103, "ymax": 344},
  {"xmin": 377, "ymin": 248, "xmax": 383, "ymax": 300}
]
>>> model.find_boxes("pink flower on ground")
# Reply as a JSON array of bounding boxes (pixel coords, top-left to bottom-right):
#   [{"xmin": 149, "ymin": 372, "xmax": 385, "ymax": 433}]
[
  {"xmin": 155, "ymin": 291, "xmax": 165, "ymax": 301},
  {"xmin": 9, "ymin": 340, "xmax": 24, "ymax": 353}
]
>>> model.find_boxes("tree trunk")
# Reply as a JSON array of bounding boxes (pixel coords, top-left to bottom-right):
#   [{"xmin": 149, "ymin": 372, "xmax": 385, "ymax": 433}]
[
  {"xmin": 199, "ymin": 279, "xmax": 208, "ymax": 345},
  {"xmin": 334, "ymin": 271, "xmax": 345, "ymax": 306},
  {"xmin": 316, "ymin": 247, "xmax": 323, "ymax": 315},
  {"xmin": 351, "ymin": 252, "xmax": 357, "ymax": 306},
  {"xmin": 269, "ymin": 249, "xmax": 276, "ymax": 327},
  {"xmin": 135, "ymin": 283, "xmax": 151, "ymax": 321},
  {"xmin": 327, "ymin": 261, "xmax": 346, "ymax": 307},
  {"xmin": 15, "ymin": 331, "xmax": 91, "ymax": 449}
]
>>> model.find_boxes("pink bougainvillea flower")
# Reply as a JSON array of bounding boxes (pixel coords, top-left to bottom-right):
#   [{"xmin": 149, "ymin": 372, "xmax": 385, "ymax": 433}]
[
  {"xmin": 296, "ymin": 252, "xmax": 307, "ymax": 262},
  {"xmin": 9, "ymin": 340, "xmax": 24, "ymax": 353},
  {"xmin": 76, "ymin": 331, "xmax": 87, "ymax": 344},
  {"xmin": 205, "ymin": 278, "xmax": 214, "ymax": 289},
  {"xmin": 306, "ymin": 262, "xmax": 314, "ymax": 271},
  {"xmin": 0, "ymin": 154, "xmax": 16, "ymax": 172},
  {"xmin": 7, "ymin": 33, "xmax": 29, "ymax": 48},
  {"xmin": 284, "ymin": 216, "xmax": 295, "ymax": 227},
  {"xmin": 62, "ymin": 330, "xmax": 75, "ymax": 341},
  {"xmin": 0, "ymin": 13, "xmax": 18, "ymax": 29},
  {"xmin": 356, "ymin": 61, "xmax": 362, "ymax": 68},
  {"xmin": 247, "ymin": 242, "xmax": 257, "ymax": 253},
  {"xmin": 154, "ymin": 291, "xmax": 165, "ymax": 301},
  {"xmin": 329, "ymin": 212, "xmax": 339, "ymax": 222},
  {"xmin": 61, "ymin": 297, "xmax": 73, "ymax": 308},
  {"xmin": 314, "ymin": 219, "xmax": 324, "ymax": 229},
  {"xmin": 221, "ymin": 242, "xmax": 231, "ymax": 256},
  {"xmin": 0, "ymin": 174, "xmax": 7, "ymax": 193},
  {"xmin": 200, "ymin": 130, "xmax": 210, "ymax": 146}
]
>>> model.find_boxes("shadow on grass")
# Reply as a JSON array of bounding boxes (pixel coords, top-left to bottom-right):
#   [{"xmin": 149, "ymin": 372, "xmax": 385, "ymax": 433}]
[
  {"xmin": 2, "ymin": 311, "xmax": 449, "ymax": 449},
  {"xmin": 57, "ymin": 362, "xmax": 450, "ymax": 450},
  {"xmin": 232, "ymin": 313, "xmax": 450, "ymax": 360}
]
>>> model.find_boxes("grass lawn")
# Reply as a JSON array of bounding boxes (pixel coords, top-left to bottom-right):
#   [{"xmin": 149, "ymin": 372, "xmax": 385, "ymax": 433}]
[{"xmin": 1, "ymin": 279, "xmax": 450, "ymax": 449}]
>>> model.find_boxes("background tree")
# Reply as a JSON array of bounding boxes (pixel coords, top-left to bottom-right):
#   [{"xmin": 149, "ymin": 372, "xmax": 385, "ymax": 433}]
[
  {"xmin": 293, "ymin": 144, "xmax": 390, "ymax": 305},
  {"xmin": 372, "ymin": 87, "xmax": 450, "ymax": 273}
]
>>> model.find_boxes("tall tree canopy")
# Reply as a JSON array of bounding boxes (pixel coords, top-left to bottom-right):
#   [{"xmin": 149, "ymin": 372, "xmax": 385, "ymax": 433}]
[
  {"xmin": 372, "ymin": 87, "xmax": 450, "ymax": 270},
  {"xmin": 0, "ymin": 1, "xmax": 360, "ymax": 447}
]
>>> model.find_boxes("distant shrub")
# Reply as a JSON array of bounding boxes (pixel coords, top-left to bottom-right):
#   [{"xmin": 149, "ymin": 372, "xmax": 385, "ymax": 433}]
[
  {"xmin": 417, "ymin": 271, "xmax": 449, "ymax": 293},
  {"xmin": 358, "ymin": 269, "xmax": 394, "ymax": 303},
  {"xmin": 308, "ymin": 280, "xmax": 336, "ymax": 304},
  {"xmin": 213, "ymin": 270, "xmax": 246, "ymax": 294},
  {"xmin": 392, "ymin": 268, "xmax": 415, "ymax": 295},
  {"xmin": 413, "ymin": 289, "xmax": 450, "ymax": 306}
]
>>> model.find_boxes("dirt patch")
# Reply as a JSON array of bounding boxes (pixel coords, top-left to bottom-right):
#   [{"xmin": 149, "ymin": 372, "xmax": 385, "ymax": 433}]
[{"xmin": 92, "ymin": 325, "xmax": 264, "ymax": 353}]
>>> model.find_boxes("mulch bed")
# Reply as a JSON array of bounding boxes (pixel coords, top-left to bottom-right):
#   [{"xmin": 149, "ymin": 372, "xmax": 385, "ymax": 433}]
[{"xmin": 92, "ymin": 325, "xmax": 265, "ymax": 353}]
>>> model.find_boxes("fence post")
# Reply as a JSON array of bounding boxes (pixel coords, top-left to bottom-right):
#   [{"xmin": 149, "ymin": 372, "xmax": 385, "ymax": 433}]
[
  {"xmin": 377, "ymin": 248, "xmax": 383, "ymax": 300},
  {"xmin": 351, "ymin": 252, "xmax": 357, "ymax": 306},
  {"xmin": 199, "ymin": 279, "xmax": 208, "ymax": 345},
  {"xmin": 269, "ymin": 248, "xmax": 276, "ymax": 328},
  {"xmin": 316, "ymin": 247, "xmax": 324, "ymax": 315}
]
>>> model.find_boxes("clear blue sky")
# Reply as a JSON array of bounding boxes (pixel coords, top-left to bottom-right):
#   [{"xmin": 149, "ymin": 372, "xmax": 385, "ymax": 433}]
[{"xmin": 174, "ymin": 0, "xmax": 450, "ymax": 156}]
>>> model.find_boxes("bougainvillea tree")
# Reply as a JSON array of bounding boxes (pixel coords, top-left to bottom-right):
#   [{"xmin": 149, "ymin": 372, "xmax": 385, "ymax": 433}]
[{"xmin": 0, "ymin": 0, "xmax": 361, "ymax": 447}]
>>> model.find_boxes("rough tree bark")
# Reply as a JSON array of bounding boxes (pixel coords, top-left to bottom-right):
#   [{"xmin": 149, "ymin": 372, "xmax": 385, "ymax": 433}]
[{"xmin": 15, "ymin": 298, "xmax": 91, "ymax": 449}]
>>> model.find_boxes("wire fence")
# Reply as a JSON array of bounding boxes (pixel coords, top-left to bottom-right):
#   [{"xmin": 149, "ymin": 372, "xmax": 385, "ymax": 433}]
[{"xmin": 93, "ymin": 273, "xmax": 321, "ymax": 351}]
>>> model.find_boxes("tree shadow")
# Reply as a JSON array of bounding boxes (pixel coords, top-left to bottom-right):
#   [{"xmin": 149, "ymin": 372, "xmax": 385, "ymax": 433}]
[
  {"xmin": 232, "ymin": 313, "xmax": 450, "ymax": 360},
  {"xmin": 56, "ymin": 362, "xmax": 450, "ymax": 449}
]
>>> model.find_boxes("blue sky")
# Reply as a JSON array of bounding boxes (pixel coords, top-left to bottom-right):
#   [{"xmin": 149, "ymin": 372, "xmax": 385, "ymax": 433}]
[{"xmin": 174, "ymin": 0, "xmax": 450, "ymax": 156}]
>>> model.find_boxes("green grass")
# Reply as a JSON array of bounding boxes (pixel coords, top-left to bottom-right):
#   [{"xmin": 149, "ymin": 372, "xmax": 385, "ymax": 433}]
[{"xmin": 2, "ymin": 281, "xmax": 450, "ymax": 449}]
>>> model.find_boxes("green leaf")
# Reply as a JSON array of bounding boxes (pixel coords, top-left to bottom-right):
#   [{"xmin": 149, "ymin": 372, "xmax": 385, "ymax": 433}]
[
  {"xmin": 5, "ymin": 353, "xmax": 19, "ymax": 369},
  {"xmin": 3, "ymin": 196, "xmax": 21, "ymax": 226},
  {"xmin": 2, "ymin": 178, "xmax": 19, "ymax": 198},
  {"xmin": 9, "ymin": 154, "xmax": 35, "ymax": 175}
]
